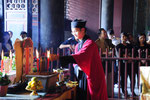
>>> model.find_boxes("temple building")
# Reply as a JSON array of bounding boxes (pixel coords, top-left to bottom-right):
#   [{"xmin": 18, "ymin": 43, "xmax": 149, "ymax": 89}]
[{"xmin": 0, "ymin": 0, "xmax": 150, "ymax": 100}]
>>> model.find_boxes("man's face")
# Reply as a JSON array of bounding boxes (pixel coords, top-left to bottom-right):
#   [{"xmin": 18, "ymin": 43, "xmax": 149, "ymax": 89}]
[
  {"xmin": 139, "ymin": 35, "xmax": 145, "ymax": 44},
  {"xmin": 99, "ymin": 30, "xmax": 107, "ymax": 39},
  {"xmin": 121, "ymin": 34, "xmax": 127, "ymax": 42},
  {"xmin": 21, "ymin": 34, "xmax": 27, "ymax": 39},
  {"xmin": 72, "ymin": 28, "xmax": 85, "ymax": 40}
]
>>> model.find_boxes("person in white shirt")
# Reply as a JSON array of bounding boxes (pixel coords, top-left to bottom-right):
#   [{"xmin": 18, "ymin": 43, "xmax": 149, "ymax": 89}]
[{"xmin": 107, "ymin": 29, "xmax": 120, "ymax": 46}]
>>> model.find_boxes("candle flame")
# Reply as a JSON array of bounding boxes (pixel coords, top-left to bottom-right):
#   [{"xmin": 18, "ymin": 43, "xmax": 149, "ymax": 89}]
[
  {"xmin": 10, "ymin": 50, "xmax": 12, "ymax": 60},
  {"xmin": 1, "ymin": 50, "xmax": 4, "ymax": 60},
  {"xmin": 47, "ymin": 50, "xmax": 50, "ymax": 58},
  {"xmin": 36, "ymin": 49, "xmax": 39, "ymax": 58}
]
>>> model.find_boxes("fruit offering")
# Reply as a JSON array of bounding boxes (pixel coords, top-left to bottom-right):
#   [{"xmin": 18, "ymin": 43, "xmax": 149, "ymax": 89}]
[{"xmin": 26, "ymin": 77, "xmax": 43, "ymax": 96}]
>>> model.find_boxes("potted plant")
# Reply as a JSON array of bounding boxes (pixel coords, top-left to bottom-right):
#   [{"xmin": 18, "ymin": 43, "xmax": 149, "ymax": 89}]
[{"xmin": 0, "ymin": 72, "xmax": 11, "ymax": 96}]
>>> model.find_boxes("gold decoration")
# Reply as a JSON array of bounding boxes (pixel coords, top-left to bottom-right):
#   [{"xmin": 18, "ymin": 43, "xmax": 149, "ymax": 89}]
[
  {"xmin": 66, "ymin": 81, "xmax": 78, "ymax": 88},
  {"xmin": 140, "ymin": 70, "xmax": 150, "ymax": 94}
]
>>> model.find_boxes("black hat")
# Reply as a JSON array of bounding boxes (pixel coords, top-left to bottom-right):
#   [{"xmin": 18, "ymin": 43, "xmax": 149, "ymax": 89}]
[
  {"xmin": 71, "ymin": 19, "xmax": 86, "ymax": 29},
  {"xmin": 20, "ymin": 31, "xmax": 27, "ymax": 35}
]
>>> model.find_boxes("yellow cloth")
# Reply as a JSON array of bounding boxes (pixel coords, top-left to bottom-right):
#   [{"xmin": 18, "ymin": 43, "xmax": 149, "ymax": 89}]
[
  {"xmin": 141, "ymin": 93, "xmax": 150, "ymax": 100},
  {"xmin": 66, "ymin": 81, "xmax": 78, "ymax": 88},
  {"xmin": 14, "ymin": 38, "xmax": 33, "ymax": 83},
  {"xmin": 22, "ymin": 38, "xmax": 33, "ymax": 75},
  {"xmin": 140, "ymin": 71, "xmax": 150, "ymax": 94},
  {"xmin": 14, "ymin": 38, "xmax": 23, "ymax": 83},
  {"xmin": 140, "ymin": 71, "xmax": 150, "ymax": 100}
]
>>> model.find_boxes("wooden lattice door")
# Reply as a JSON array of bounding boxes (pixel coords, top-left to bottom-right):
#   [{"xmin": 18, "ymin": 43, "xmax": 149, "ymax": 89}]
[{"xmin": 4, "ymin": 0, "xmax": 28, "ymax": 44}]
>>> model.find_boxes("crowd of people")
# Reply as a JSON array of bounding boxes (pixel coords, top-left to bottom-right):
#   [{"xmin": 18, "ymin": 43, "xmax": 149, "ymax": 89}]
[
  {"xmin": 95, "ymin": 28, "xmax": 150, "ymax": 97},
  {"xmin": 0, "ymin": 31, "xmax": 27, "ymax": 60}
]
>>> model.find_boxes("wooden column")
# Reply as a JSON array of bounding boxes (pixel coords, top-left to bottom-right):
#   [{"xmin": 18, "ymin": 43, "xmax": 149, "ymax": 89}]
[
  {"xmin": 101, "ymin": 0, "xmax": 114, "ymax": 30},
  {"xmin": 40, "ymin": 0, "xmax": 64, "ymax": 50}
]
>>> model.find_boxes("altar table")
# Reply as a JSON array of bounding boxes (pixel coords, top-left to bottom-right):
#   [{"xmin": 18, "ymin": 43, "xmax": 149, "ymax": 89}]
[
  {"xmin": 0, "ymin": 92, "xmax": 46, "ymax": 100},
  {"xmin": 37, "ymin": 87, "xmax": 76, "ymax": 100},
  {"xmin": 0, "ymin": 87, "xmax": 76, "ymax": 100}
]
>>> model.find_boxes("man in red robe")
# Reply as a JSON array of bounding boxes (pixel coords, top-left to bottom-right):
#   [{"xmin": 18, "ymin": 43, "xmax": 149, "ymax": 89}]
[{"xmin": 51, "ymin": 19, "xmax": 108, "ymax": 100}]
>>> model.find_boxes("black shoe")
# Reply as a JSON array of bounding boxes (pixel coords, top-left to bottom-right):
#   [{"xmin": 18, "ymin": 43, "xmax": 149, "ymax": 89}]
[
  {"xmin": 122, "ymin": 91, "xmax": 130, "ymax": 97},
  {"xmin": 130, "ymin": 92, "xmax": 137, "ymax": 97},
  {"xmin": 133, "ymin": 92, "xmax": 137, "ymax": 97}
]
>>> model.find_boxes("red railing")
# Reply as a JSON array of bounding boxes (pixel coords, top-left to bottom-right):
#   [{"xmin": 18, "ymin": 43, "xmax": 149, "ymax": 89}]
[
  {"xmin": 33, "ymin": 47, "xmax": 150, "ymax": 99},
  {"xmin": 100, "ymin": 48, "xmax": 150, "ymax": 99}
]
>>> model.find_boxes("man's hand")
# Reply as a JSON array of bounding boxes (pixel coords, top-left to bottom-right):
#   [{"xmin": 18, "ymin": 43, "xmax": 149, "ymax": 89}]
[
  {"xmin": 49, "ymin": 54, "xmax": 59, "ymax": 61},
  {"xmin": 69, "ymin": 45, "xmax": 75, "ymax": 52}
]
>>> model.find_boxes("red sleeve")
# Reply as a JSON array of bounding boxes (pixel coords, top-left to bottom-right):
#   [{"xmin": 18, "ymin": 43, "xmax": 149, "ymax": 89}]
[{"xmin": 72, "ymin": 39, "xmax": 93, "ymax": 75}]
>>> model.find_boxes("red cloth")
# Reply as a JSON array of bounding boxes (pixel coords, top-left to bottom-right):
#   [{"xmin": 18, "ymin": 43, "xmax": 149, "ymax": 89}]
[{"xmin": 72, "ymin": 39, "xmax": 108, "ymax": 100}]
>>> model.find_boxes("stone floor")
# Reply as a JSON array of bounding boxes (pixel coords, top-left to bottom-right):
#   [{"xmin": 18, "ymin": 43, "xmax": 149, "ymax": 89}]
[{"xmin": 108, "ymin": 76, "xmax": 140, "ymax": 100}]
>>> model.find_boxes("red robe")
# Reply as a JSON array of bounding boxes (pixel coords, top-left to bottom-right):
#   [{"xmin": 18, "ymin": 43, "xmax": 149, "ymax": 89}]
[{"xmin": 72, "ymin": 39, "xmax": 108, "ymax": 100}]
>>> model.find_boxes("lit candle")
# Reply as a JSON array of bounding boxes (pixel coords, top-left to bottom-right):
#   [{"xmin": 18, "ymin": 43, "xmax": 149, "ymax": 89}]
[
  {"xmin": 1, "ymin": 50, "xmax": 3, "ymax": 72},
  {"xmin": 47, "ymin": 50, "xmax": 50, "ymax": 71},
  {"xmin": 36, "ymin": 49, "xmax": 39, "ymax": 72},
  {"xmin": 9, "ymin": 50, "xmax": 12, "ymax": 72}
]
